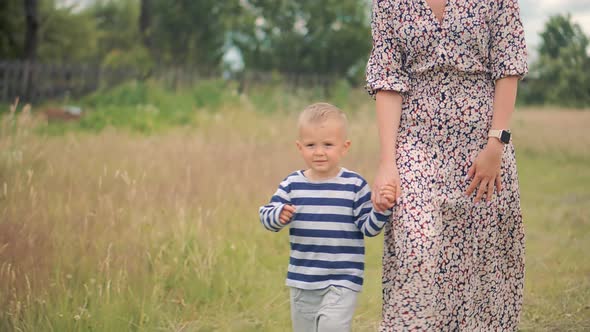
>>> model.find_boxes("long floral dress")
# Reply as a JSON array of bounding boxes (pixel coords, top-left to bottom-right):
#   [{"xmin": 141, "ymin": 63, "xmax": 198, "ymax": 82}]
[{"xmin": 365, "ymin": 0, "xmax": 528, "ymax": 330}]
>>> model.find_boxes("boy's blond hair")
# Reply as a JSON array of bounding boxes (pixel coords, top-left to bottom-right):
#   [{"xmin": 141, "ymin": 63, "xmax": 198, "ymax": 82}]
[{"xmin": 298, "ymin": 102, "xmax": 348, "ymax": 135}]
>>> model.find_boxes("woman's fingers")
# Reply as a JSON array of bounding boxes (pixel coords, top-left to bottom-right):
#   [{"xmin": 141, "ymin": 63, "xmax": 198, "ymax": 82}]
[
  {"xmin": 486, "ymin": 179, "xmax": 495, "ymax": 202},
  {"xmin": 380, "ymin": 181, "xmax": 401, "ymax": 204},
  {"xmin": 495, "ymin": 173, "xmax": 502, "ymax": 193},
  {"xmin": 474, "ymin": 179, "xmax": 488, "ymax": 203},
  {"xmin": 466, "ymin": 164, "xmax": 475, "ymax": 180},
  {"xmin": 465, "ymin": 174, "xmax": 480, "ymax": 196},
  {"xmin": 375, "ymin": 184, "xmax": 383, "ymax": 206},
  {"xmin": 372, "ymin": 184, "xmax": 384, "ymax": 212},
  {"xmin": 382, "ymin": 193, "xmax": 396, "ymax": 204}
]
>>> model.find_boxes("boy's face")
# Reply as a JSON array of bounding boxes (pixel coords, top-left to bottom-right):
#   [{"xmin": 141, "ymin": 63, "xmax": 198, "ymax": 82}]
[{"xmin": 296, "ymin": 119, "xmax": 351, "ymax": 179}]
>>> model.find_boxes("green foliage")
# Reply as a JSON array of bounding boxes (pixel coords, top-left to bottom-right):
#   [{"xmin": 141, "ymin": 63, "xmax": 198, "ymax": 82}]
[
  {"xmin": 233, "ymin": 0, "xmax": 371, "ymax": 77},
  {"xmin": 192, "ymin": 79, "xmax": 238, "ymax": 110},
  {"xmin": 0, "ymin": 0, "xmax": 99, "ymax": 61},
  {"xmin": 89, "ymin": 0, "xmax": 140, "ymax": 59},
  {"xmin": 522, "ymin": 14, "xmax": 590, "ymax": 107},
  {"xmin": 38, "ymin": 79, "xmax": 244, "ymax": 134},
  {"xmin": 148, "ymin": 0, "xmax": 240, "ymax": 70},
  {"xmin": 2, "ymin": 1, "xmax": 588, "ymax": 109},
  {"xmin": 36, "ymin": 3, "xmax": 99, "ymax": 62},
  {"xmin": 56, "ymin": 81, "xmax": 191, "ymax": 133},
  {"xmin": 538, "ymin": 14, "xmax": 588, "ymax": 59},
  {"xmin": 102, "ymin": 45, "xmax": 154, "ymax": 78},
  {"xmin": 35, "ymin": 78, "xmax": 369, "ymax": 135},
  {"xmin": 0, "ymin": 0, "xmax": 24, "ymax": 58}
]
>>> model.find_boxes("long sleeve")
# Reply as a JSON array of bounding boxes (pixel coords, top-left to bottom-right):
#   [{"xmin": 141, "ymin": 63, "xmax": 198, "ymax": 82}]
[
  {"xmin": 259, "ymin": 180, "xmax": 292, "ymax": 232},
  {"xmin": 353, "ymin": 180, "xmax": 392, "ymax": 237},
  {"xmin": 366, "ymin": 0, "xmax": 409, "ymax": 98},
  {"xmin": 488, "ymin": 0, "xmax": 528, "ymax": 81}
]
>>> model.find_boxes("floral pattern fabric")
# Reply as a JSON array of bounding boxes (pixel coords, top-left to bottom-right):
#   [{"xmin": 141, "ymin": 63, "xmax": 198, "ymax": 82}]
[{"xmin": 365, "ymin": 0, "xmax": 528, "ymax": 330}]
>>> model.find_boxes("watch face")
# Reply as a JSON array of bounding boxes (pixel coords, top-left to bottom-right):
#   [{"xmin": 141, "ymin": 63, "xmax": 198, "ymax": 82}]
[{"xmin": 500, "ymin": 130, "xmax": 511, "ymax": 144}]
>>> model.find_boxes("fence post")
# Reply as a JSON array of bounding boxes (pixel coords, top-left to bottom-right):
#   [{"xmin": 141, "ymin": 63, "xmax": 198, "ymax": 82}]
[{"xmin": 0, "ymin": 62, "xmax": 7, "ymax": 102}]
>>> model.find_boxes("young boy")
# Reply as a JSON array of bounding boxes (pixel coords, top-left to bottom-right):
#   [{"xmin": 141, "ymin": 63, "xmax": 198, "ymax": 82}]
[{"xmin": 258, "ymin": 102, "xmax": 397, "ymax": 331}]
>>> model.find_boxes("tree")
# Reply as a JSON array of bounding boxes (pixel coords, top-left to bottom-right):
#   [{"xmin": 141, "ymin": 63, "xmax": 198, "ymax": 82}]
[
  {"xmin": 36, "ymin": 2, "xmax": 98, "ymax": 62},
  {"xmin": 0, "ymin": 0, "xmax": 99, "ymax": 62},
  {"xmin": 23, "ymin": 0, "xmax": 39, "ymax": 61},
  {"xmin": 89, "ymin": 0, "xmax": 138, "ymax": 60},
  {"xmin": 148, "ymin": 0, "xmax": 241, "ymax": 71},
  {"xmin": 139, "ymin": 0, "xmax": 151, "ymax": 51},
  {"xmin": 526, "ymin": 14, "xmax": 590, "ymax": 107},
  {"xmin": 0, "ymin": 0, "xmax": 24, "ymax": 59},
  {"xmin": 231, "ymin": 0, "xmax": 371, "ymax": 79}
]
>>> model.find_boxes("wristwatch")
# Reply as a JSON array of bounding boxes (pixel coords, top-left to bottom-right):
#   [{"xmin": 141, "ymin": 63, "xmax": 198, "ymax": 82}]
[{"xmin": 488, "ymin": 129, "xmax": 511, "ymax": 144}]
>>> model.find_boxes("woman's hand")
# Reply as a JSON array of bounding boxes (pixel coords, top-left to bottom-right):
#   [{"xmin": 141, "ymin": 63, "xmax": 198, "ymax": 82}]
[
  {"xmin": 372, "ymin": 161, "xmax": 402, "ymax": 212},
  {"xmin": 379, "ymin": 184, "xmax": 398, "ymax": 211},
  {"xmin": 465, "ymin": 139, "xmax": 504, "ymax": 203}
]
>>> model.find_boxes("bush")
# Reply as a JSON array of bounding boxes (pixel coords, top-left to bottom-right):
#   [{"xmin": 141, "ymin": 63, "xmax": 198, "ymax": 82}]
[{"xmin": 102, "ymin": 46, "xmax": 155, "ymax": 79}]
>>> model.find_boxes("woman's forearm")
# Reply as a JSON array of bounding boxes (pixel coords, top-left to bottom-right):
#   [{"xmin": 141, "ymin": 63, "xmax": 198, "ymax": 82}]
[
  {"xmin": 490, "ymin": 76, "xmax": 519, "ymax": 130},
  {"xmin": 375, "ymin": 90, "xmax": 403, "ymax": 163}
]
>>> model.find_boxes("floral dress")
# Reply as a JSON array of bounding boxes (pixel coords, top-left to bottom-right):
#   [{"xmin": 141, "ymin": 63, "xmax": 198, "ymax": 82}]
[{"xmin": 365, "ymin": 0, "xmax": 528, "ymax": 330}]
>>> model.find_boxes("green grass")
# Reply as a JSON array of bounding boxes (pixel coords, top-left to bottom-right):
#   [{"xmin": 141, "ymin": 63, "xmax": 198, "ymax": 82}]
[
  {"xmin": 0, "ymin": 98, "xmax": 589, "ymax": 331},
  {"xmin": 517, "ymin": 156, "xmax": 590, "ymax": 330},
  {"xmin": 31, "ymin": 79, "xmax": 361, "ymax": 136}
]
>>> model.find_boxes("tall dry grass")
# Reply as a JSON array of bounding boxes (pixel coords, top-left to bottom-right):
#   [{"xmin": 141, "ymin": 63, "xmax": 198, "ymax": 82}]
[{"xmin": 0, "ymin": 102, "xmax": 589, "ymax": 331}]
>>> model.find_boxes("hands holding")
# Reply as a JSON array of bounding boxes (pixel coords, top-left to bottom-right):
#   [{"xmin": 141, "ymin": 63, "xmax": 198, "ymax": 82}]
[
  {"xmin": 279, "ymin": 204, "xmax": 296, "ymax": 224},
  {"xmin": 372, "ymin": 161, "xmax": 402, "ymax": 212},
  {"xmin": 379, "ymin": 183, "xmax": 398, "ymax": 211}
]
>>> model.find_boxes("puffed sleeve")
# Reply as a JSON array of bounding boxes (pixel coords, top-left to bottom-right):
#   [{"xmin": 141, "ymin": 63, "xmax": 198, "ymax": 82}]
[
  {"xmin": 488, "ymin": 0, "xmax": 528, "ymax": 81},
  {"xmin": 366, "ymin": 0, "xmax": 409, "ymax": 98}
]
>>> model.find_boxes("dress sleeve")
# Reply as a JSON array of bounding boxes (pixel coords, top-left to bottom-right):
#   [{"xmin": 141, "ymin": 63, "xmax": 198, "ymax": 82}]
[
  {"xmin": 366, "ymin": 0, "xmax": 409, "ymax": 98},
  {"xmin": 488, "ymin": 0, "xmax": 528, "ymax": 81}
]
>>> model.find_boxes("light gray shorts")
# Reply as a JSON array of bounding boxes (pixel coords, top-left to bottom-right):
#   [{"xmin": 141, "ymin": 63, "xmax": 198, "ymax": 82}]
[{"xmin": 290, "ymin": 286, "xmax": 359, "ymax": 332}]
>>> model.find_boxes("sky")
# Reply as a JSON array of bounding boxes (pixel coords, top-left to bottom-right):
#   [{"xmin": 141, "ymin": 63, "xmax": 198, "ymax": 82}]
[{"xmin": 60, "ymin": 0, "xmax": 590, "ymax": 60}]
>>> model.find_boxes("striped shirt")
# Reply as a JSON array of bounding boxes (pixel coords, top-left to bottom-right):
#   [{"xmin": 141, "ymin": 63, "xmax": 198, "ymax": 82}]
[{"xmin": 259, "ymin": 168, "xmax": 392, "ymax": 292}]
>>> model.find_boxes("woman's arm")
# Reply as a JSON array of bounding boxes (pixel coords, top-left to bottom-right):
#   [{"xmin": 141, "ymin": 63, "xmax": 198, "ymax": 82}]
[
  {"xmin": 372, "ymin": 90, "xmax": 403, "ymax": 211},
  {"xmin": 491, "ymin": 76, "xmax": 518, "ymax": 130},
  {"xmin": 465, "ymin": 76, "xmax": 519, "ymax": 202}
]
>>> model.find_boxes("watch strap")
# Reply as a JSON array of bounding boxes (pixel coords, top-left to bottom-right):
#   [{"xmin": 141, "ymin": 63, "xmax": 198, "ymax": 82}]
[
  {"xmin": 488, "ymin": 129, "xmax": 502, "ymax": 139},
  {"xmin": 488, "ymin": 129, "xmax": 511, "ymax": 144}
]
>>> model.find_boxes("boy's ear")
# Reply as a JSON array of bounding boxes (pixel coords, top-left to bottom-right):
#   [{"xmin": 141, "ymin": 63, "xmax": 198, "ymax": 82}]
[
  {"xmin": 295, "ymin": 140, "xmax": 302, "ymax": 151},
  {"xmin": 343, "ymin": 140, "xmax": 351, "ymax": 153}
]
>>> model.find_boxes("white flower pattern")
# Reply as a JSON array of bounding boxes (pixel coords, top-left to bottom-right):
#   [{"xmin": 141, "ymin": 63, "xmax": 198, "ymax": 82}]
[{"xmin": 366, "ymin": 0, "xmax": 528, "ymax": 330}]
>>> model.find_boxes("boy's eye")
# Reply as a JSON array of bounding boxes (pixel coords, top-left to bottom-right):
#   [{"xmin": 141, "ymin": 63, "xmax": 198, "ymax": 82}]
[{"xmin": 306, "ymin": 144, "xmax": 315, "ymax": 147}]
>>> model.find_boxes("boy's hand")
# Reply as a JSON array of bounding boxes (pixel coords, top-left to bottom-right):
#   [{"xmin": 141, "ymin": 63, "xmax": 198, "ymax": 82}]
[
  {"xmin": 279, "ymin": 204, "xmax": 296, "ymax": 224},
  {"xmin": 379, "ymin": 184, "xmax": 397, "ymax": 210}
]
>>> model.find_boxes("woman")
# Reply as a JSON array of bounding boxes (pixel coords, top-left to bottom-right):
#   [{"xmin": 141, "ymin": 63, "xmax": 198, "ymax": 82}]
[{"xmin": 366, "ymin": 0, "xmax": 527, "ymax": 330}]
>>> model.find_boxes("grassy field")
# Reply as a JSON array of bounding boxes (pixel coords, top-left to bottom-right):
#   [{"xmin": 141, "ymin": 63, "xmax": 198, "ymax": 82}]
[{"xmin": 0, "ymin": 99, "xmax": 589, "ymax": 331}]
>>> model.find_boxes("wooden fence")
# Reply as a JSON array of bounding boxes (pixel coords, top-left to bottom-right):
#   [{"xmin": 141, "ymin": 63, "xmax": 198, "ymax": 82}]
[
  {"xmin": 0, "ymin": 61, "xmax": 138, "ymax": 103},
  {"xmin": 0, "ymin": 60, "xmax": 339, "ymax": 104}
]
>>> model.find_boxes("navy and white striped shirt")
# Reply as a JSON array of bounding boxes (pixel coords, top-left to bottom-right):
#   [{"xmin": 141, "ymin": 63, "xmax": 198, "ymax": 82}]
[{"xmin": 259, "ymin": 168, "xmax": 392, "ymax": 292}]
